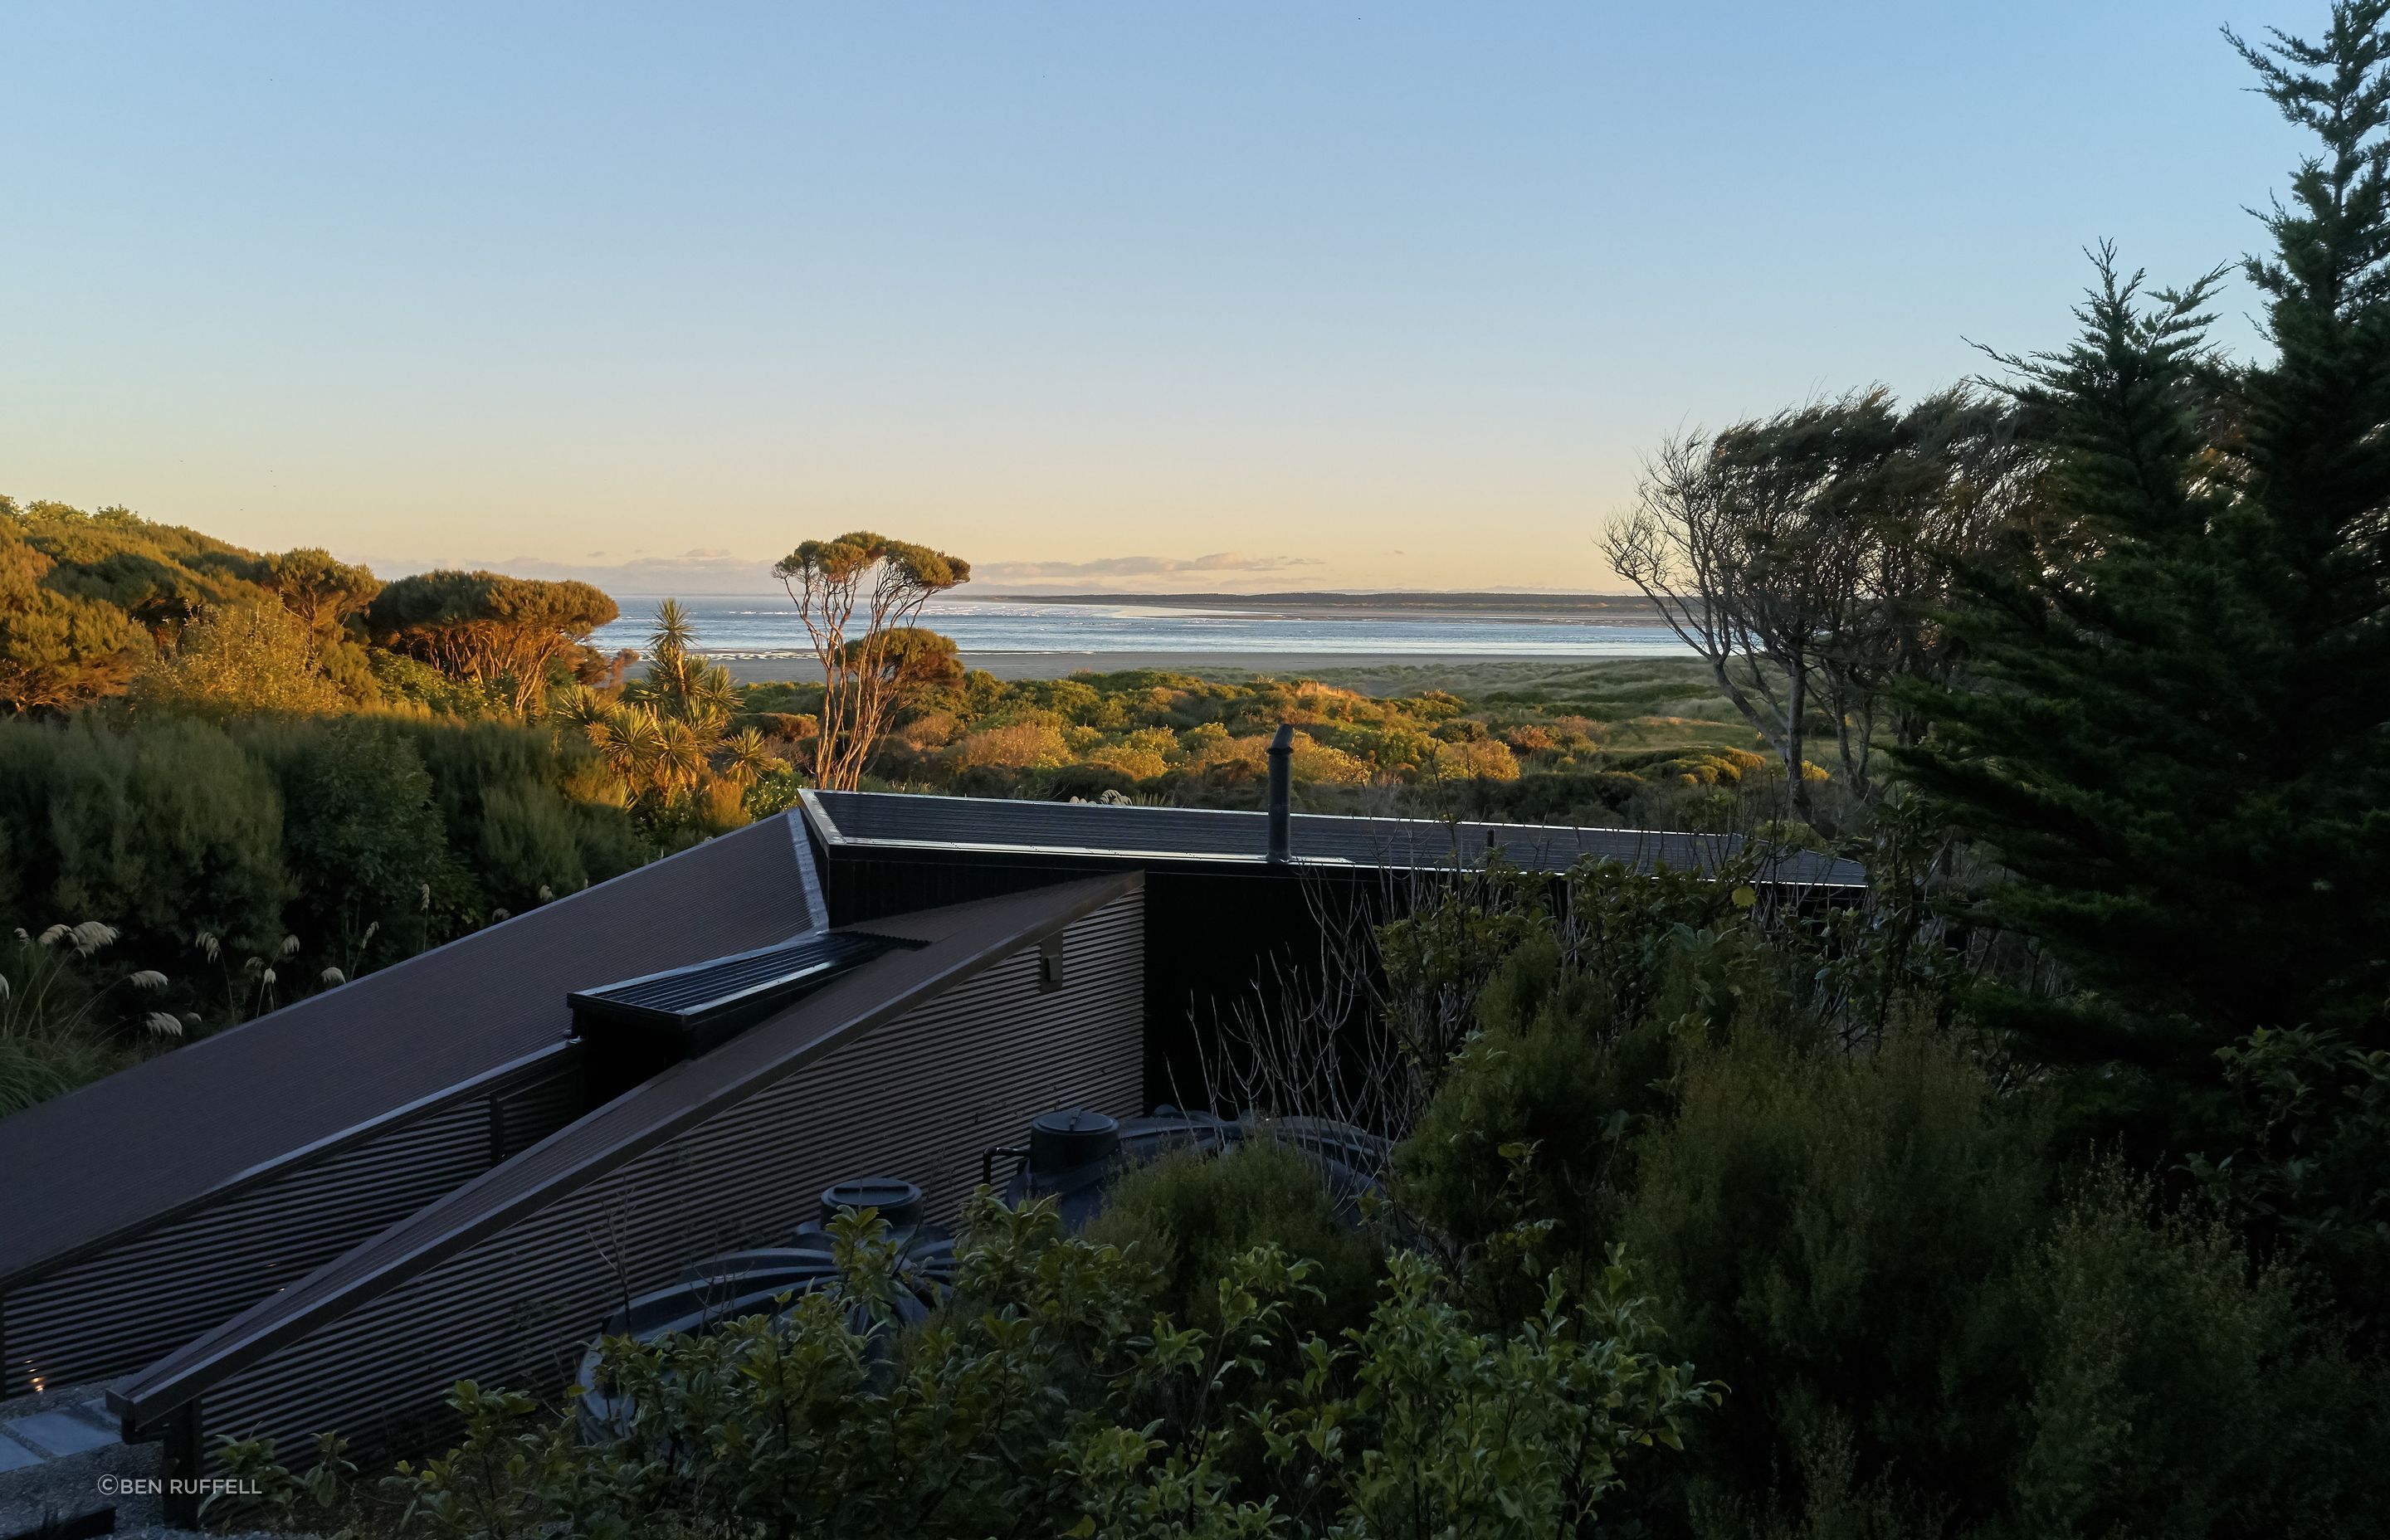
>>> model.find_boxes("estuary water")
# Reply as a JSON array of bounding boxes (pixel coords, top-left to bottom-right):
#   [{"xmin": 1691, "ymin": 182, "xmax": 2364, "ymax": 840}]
[{"xmin": 590, "ymin": 595, "xmax": 1691, "ymax": 664}]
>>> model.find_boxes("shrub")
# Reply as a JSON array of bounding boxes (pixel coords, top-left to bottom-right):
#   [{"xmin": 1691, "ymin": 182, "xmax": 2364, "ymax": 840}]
[
  {"xmin": 1083, "ymin": 1136, "xmax": 1381, "ymax": 1334},
  {"xmin": 254, "ymin": 1198, "xmax": 1711, "ymax": 1540},
  {"xmin": 238, "ymin": 719, "xmax": 452, "ymax": 967},
  {"xmin": 369, "ymin": 651, "xmax": 496, "ymax": 716},
  {"xmin": 2007, "ymin": 1167, "xmax": 2390, "ymax": 1538},
  {"xmin": 1622, "ymin": 1027, "xmax": 2048, "ymax": 1529},
  {"xmin": 1081, "ymin": 738, "xmax": 1170, "ymax": 782},
  {"xmin": 1431, "ymin": 738, "xmax": 1521, "ymax": 781},
  {"xmin": 947, "ymin": 721, "xmax": 1072, "ymax": 771},
  {"xmin": 3, "ymin": 714, "xmax": 294, "ymax": 959},
  {"xmin": 1393, "ymin": 935, "xmax": 1673, "ymax": 1263},
  {"xmin": 2188, "ymin": 1025, "xmax": 2390, "ymax": 1347},
  {"xmin": 131, "ymin": 600, "xmax": 348, "ymax": 716}
]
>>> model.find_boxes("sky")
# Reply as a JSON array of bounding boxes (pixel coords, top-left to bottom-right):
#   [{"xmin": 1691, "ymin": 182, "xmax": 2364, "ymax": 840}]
[{"xmin": 0, "ymin": 2, "xmax": 2322, "ymax": 594}]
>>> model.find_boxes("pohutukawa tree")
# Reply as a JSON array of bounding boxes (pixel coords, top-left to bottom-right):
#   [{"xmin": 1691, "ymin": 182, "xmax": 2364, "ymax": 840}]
[{"xmin": 773, "ymin": 533, "xmax": 969, "ymax": 791}]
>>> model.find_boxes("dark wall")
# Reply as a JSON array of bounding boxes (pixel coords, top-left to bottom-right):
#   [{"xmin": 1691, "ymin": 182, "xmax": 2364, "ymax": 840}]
[{"xmin": 812, "ymin": 841, "xmax": 1379, "ymax": 1115}]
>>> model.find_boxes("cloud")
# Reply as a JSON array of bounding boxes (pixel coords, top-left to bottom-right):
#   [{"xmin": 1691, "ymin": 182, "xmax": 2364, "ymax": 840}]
[{"xmin": 973, "ymin": 552, "xmax": 1322, "ymax": 582}]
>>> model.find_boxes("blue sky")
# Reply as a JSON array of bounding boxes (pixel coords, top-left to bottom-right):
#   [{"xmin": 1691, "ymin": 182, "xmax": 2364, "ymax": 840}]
[{"xmin": 0, "ymin": 2, "xmax": 2319, "ymax": 592}]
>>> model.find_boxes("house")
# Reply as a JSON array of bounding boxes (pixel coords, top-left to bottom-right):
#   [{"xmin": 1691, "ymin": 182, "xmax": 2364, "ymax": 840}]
[{"xmin": 0, "ymin": 779, "xmax": 1860, "ymax": 1523}]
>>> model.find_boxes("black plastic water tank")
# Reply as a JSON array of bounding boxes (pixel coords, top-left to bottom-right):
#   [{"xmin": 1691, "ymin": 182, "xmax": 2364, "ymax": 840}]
[
  {"xmin": 575, "ymin": 1176, "xmax": 954, "ymax": 1440},
  {"xmin": 999, "ymin": 1107, "xmax": 1230, "ymax": 1229}
]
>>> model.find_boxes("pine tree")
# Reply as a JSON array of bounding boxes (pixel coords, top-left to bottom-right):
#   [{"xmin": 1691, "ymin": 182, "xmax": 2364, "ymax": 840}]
[{"xmin": 1899, "ymin": 2, "xmax": 2390, "ymax": 1144}]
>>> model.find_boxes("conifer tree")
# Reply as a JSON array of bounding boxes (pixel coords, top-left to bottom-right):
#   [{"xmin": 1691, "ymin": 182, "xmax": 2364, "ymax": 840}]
[{"xmin": 1900, "ymin": 2, "xmax": 2390, "ymax": 1142}]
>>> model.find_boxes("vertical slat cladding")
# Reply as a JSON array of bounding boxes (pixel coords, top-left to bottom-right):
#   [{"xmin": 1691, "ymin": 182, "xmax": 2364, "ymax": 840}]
[
  {"xmin": 198, "ymin": 895, "xmax": 1144, "ymax": 1466},
  {"xmin": 0, "ymin": 1058, "xmax": 584, "ymax": 1397}
]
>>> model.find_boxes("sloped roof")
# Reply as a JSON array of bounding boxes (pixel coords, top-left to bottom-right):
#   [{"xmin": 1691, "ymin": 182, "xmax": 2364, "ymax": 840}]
[
  {"xmin": 803, "ymin": 790, "xmax": 1865, "ymax": 888},
  {"xmin": 0, "ymin": 815, "xmax": 818, "ymax": 1289},
  {"xmin": 111, "ymin": 875, "xmax": 1139, "ymax": 1426}
]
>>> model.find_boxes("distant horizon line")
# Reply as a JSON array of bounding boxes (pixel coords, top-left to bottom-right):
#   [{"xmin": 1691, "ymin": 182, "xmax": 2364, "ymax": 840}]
[{"xmin": 595, "ymin": 587, "xmax": 1654, "ymax": 603}]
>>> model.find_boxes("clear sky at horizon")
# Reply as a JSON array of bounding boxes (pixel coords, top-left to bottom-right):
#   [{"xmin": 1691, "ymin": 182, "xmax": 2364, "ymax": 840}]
[{"xmin": 0, "ymin": 2, "xmax": 2322, "ymax": 593}]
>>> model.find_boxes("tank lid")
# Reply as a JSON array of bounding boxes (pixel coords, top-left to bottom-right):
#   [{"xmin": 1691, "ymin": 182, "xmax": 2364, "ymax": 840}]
[
  {"xmin": 820, "ymin": 1177, "xmax": 925, "ymax": 1231},
  {"xmin": 1029, "ymin": 1108, "xmax": 1121, "ymax": 1172}
]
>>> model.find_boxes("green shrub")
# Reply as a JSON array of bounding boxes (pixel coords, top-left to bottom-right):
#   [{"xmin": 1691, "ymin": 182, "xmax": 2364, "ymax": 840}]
[
  {"xmin": 1622, "ymin": 1027, "xmax": 2048, "ymax": 1530},
  {"xmin": 238, "ymin": 719, "xmax": 452, "ymax": 967},
  {"xmin": 2188, "ymin": 1026, "xmax": 2390, "ymax": 1348},
  {"xmin": 247, "ymin": 1198, "xmax": 1711, "ymax": 1540},
  {"xmin": 369, "ymin": 651, "xmax": 496, "ymax": 716},
  {"xmin": 1083, "ymin": 1137, "xmax": 1382, "ymax": 1336},
  {"xmin": 1394, "ymin": 935, "xmax": 1670, "ymax": 1261},
  {"xmin": 0, "ymin": 714, "xmax": 294, "ymax": 959},
  {"xmin": 129, "ymin": 599, "xmax": 348, "ymax": 715},
  {"xmin": 2005, "ymin": 1167, "xmax": 2390, "ymax": 1539},
  {"xmin": 0, "ymin": 712, "xmax": 659, "ymax": 1116}
]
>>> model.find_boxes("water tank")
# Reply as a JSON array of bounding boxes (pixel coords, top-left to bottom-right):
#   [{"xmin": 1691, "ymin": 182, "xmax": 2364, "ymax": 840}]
[{"xmin": 575, "ymin": 1177, "xmax": 954, "ymax": 1440}]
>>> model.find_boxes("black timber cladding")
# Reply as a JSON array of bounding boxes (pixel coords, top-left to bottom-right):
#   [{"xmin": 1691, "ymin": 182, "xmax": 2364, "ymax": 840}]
[
  {"xmin": 0, "ymin": 814, "xmax": 818, "ymax": 1298},
  {"xmin": 110, "ymin": 877, "xmax": 1145, "ymax": 1468}
]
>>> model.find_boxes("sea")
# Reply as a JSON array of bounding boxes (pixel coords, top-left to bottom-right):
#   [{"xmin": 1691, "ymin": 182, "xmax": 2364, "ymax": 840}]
[{"xmin": 589, "ymin": 595, "xmax": 1692, "ymax": 664}]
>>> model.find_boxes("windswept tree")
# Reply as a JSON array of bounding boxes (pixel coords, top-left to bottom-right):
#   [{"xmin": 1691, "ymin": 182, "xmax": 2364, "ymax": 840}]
[
  {"xmin": 368, "ymin": 570, "xmax": 618, "ymax": 714},
  {"xmin": 773, "ymin": 533, "xmax": 969, "ymax": 790},
  {"xmin": 1604, "ymin": 388, "xmax": 2028, "ymax": 813}
]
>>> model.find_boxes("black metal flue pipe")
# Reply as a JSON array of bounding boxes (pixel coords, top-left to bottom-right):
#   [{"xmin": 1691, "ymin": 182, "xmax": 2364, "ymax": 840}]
[{"xmin": 1266, "ymin": 724, "xmax": 1293, "ymax": 864}]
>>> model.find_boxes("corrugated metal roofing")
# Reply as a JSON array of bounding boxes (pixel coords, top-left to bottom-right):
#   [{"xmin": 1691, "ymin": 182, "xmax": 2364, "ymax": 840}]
[
  {"xmin": 0, "ymin": 814, "xmax": 819, "ymax": 1289},
  {"xmin": 803, "ymin": 789, "xmax": 1864, "ymax": 888},
  {"xmin": 112, "ymin": 875, "xmax": 1140, "ymax": 1428}
]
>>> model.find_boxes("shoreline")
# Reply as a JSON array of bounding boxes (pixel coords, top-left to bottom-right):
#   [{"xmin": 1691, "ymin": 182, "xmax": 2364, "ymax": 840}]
[{"xmin": 717, "ymin": 647, "xmax": 1691, "ymax": 685}]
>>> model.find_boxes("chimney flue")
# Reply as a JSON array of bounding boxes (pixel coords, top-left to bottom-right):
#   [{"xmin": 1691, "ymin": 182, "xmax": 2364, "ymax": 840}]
[{"xmin": 1266, "ymin": 724, "xmax": 1293, "ymax": 864}]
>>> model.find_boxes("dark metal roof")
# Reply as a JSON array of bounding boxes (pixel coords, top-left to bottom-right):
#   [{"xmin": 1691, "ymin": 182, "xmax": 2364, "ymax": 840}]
[
  {"xmin": 803, "ymin": 790, "xmax": 1864, "ymax": 888},
  {"xmin": 0, "ymin": 814, "xmax": 821, "ymax": 1290},
  {"xmin": 111, "ymin": 875, "xmax": 1140, "ymax": 1427}
]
